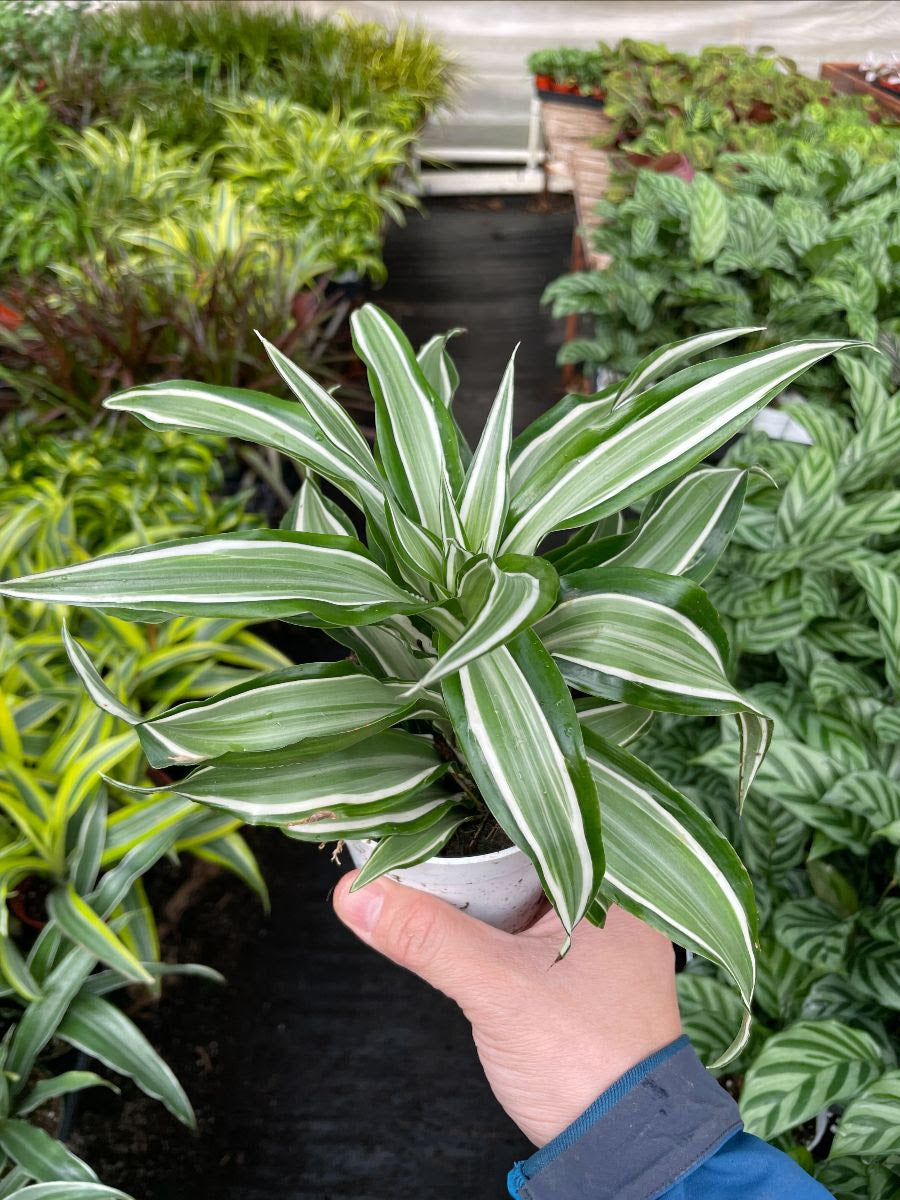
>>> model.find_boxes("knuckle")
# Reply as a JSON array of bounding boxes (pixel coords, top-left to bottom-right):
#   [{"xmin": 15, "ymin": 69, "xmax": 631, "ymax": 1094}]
[{"xmin": 384, "ymin": 897, "xmax": 444, "ymax": 971}]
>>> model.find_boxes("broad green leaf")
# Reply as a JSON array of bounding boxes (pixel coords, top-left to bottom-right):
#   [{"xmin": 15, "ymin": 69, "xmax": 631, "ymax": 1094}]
[
  {"xmin": 151, "ymin": 731, "xmax": 448, "ymax": 825},
  {"xmin": 773, "ymin": 898, "xmax": 854, "ymax": 971},
  {"xmin": 775, "ymin": 446, "xmax": 837, "ymax": 544},
  {"xmin": 603, "ymin": 468, "xmax": 749, "ymax": 580},
  {"xmin": 504, "ymin": 340, "xmax": 861, "ymax": 553},
  {"xmin": 351, "ymin": 305, "xmax": 456, "ymax": 530},
  {"xmin": 614, "ymin": 327, "xmax": 761, "ymax": 405},
  {"xmin": 18, "ymin": 1072, "xmax": 116, "ymax": 1116},
  {"xmin": 849, "ymin": 939, "xmax": 900, "ymax": 1010},
  {"xmin": 130, "ymin": 662, "xmax": 414, "ymax": 767},
  {"xmin": 583, "ymin": 730, "xmax": 755, "ymax": 1059},
  {"xmin": 574, "ymin": 700, "xmax": 652, "ymax": 746},
  {"xmin": 740, "ymin": 1020, "xmax": 884, "ymax": 1141},
  {"xmin": 458, "ymin": 349, "xmax": 516, "ymax": 553},
  {"xmin": 689, "ymin": 173, "xmax": 729, "ymax": 264},
  {"xmin": 415, "ymin": 556, "xmax": 558, "ymax": 691},
  {"xmin": 442, "ymin": 630, "xmax": 603, "ymax": 944},
  {"xmin": 0, "ymin": 532, "xmax": 427, "ymax": 625},
  {"xmin": 852, "ymin": 560, "xmax": 900, "ymax": 693},
  {"xmin": 349, "ymin": 808, "xmax": 469, "ymax": 890},
  {"xmin": 104, "ymin": 380, "xmax": 383, "ymax": 510},
  {"xmin": 57, "ymin": 993, "xmax": 195, "ymax": 1127},
  {"xmin": 830, "ymin": 1071, "xmax": 900, "ymax": 1159},
  {"xmin": 0, "ymin": 1120, "xmax": 95, "ymax": 1183},
  {"xmin": 46, "ymin": 886, "xmax": 153, "ymax": 986}
]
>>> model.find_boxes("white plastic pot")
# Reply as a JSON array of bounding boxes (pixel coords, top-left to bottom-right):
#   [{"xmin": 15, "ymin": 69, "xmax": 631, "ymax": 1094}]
[{"xmin": 344, "ymin": 839, "xmax": 545, "ymax": 933}]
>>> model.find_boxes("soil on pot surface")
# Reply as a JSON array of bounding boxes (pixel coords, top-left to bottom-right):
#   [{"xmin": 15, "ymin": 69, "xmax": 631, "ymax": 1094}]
[{"xmin": 441, "ymin": 814, "xmax": 514, "ymax": 858}]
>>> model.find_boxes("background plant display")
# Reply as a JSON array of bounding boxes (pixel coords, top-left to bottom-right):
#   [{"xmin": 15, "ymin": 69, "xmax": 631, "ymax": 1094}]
[
  {"xmin": 638, "ymin": 361, "xmax": 900, "ymax": 1196},
  {"xmin": 0, "ymin": 1, "xmax": 454, "ymax": 411},
  {"xmin": 544, "ymin": 146, "xmax": 900, "ymax": 402}
]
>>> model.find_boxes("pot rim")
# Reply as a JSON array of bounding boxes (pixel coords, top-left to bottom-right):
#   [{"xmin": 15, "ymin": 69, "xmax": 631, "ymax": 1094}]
[{"xmin": 351, "ymin": 837, "xmax": 526, "ymax": 868}]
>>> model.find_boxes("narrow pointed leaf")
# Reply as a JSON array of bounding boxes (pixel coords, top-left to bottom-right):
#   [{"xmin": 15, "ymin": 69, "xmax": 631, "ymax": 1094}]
[
  {"xmin": 258, "ymin": 334, "xmax": 379, "ymax": 487},
  {"xmin": 349, "ymin": 808, "xmax": 470, "ymax": 890},
  {"xmin": 131, "ymin": 662, "xmax": 414, "ymax": 767},
  {"xmin": 351, "ymin": 304, "xmax": 458, "ymax": 529},
  {"xmin": 0, "ymin": 1120, "xmax": 95, "ymax": 1183},
  {"xmin": 282, "ymin": 477, "xmax": 355, "ymax": 537},
  {"xmin": 417, "ymin": 329, "xmax": 462, "ymax": 406},
  {"xmin": 61, "ymin": 626, "xmax": 137, "ymax": 726},
  {"xmin": 191, "ymin": 833, "xmax": 269, "ymax": 910},
  {"xmin": 614, "ymin": 327, "xmax": 762, "ymax": 405},
  {"xmin": 156, "ymin": 731, "xmax": 448, "ymax": 825},
  {"xmin": 458, "ymin": 349, "xmax": 516, "ymax": 552},
  {"xmin": 0, "ymin": 532, "xmax": 427, "ymax": 624},
  {"xmin": 284, "ymin": 788, "xmax": 457, "ymax": 841},
  {"xmin": 583, "ymin": 730, "xmax": 756, "ymax": 1061},
  {"xmin": 46, "ymin": 886, "xmax": 153, "ymax": 986},
  {"xmin": 57, "ymin": 994, "xmax": 195, "ymax": 1127},
  {"xmin": 442, "ymin": 630, "xmax": 603, "ymax": 942},
  {"xmin": 504, "ymin": 340, "xmax": 862, "ymax": 552},
  {"xmin": 604, "ymin": 469, "xmax": 749, "ymax": 581},
  {"xmin": 104, "ymin": 380, "xmax": 382, "ymax": 510},
  {"xmin": 510, "ymin": 386, "xmax": 618, "ymax": 498},
  {"xmin": 18, "ymin": 1072, "xmax": 117, "ymax": 1117},
  {"xmin": 416, "ymin": 556, "xmax": 558, "ymax": 691},
  {"xmin": 575, "ymin": 700, "xmax": 652, "ymax": 746}
]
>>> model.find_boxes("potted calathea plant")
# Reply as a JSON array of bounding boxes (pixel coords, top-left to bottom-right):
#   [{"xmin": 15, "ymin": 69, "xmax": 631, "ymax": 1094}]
[{"xmin": 0, "ymin": 305, "xmax": 859, "ymax": 1059}]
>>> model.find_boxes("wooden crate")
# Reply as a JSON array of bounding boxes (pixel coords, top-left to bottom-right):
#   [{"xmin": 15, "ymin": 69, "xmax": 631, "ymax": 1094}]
[{"xmin": 820, "ymin": 62, "xmax": 900, "ymax": 121}]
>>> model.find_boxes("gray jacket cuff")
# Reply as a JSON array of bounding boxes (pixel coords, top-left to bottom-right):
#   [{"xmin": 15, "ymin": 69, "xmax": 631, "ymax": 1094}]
[{"xmin": 508, "ymin": 1036, "xmax": 741, "ymax": 1200}]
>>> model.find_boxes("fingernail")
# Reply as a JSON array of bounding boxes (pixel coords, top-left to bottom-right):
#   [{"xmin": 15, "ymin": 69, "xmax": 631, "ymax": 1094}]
[{"xmin": 340, "ymin": 878, "xmax": 385, "ymax": 935}]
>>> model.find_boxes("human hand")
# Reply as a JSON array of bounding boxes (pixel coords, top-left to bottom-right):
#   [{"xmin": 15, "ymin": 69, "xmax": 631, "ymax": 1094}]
[{"xmin": 333, "ymin": 872, "xmax": 682, "ymax": 1147}]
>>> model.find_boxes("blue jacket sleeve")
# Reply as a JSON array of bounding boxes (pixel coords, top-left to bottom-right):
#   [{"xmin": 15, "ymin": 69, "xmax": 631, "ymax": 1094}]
[{"xmin": 507, "ymin": 1035, "xmax": 834, "ymax": 1200}]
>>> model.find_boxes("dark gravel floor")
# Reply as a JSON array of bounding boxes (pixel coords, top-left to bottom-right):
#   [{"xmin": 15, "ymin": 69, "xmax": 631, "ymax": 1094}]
[{"xmin": 70, "ymin": 194, "xmax": 576, "ymax": 1200}]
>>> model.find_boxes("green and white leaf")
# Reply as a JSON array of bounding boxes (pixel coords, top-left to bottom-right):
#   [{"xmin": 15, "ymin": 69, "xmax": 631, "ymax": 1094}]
[
  {"xmin": 830, "ymin": 1071, "xmax": 900, "ymax": 1159},
  {"xmin": 349, "ymin": 808, "xmax": 470, "ymax": 890},
  {"xmin": 457, "ymin": 349, "xmax": 516, "ymax": 553}
]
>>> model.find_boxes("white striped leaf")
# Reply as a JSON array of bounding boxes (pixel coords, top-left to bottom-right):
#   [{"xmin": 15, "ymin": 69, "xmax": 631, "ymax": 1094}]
[
  {"xmin": 458, "ymin": 349, "xmax": 516, "ymax": 553},
  {"xmin": 282, "ymin": 476, "xmax": 355, "ymax": 537},
  {"xmin": 830, "ymin": 1071, "xmax": 900, "ymax": 1159},
  {"xmin": 150, "ymin": 731, "xmax": 449, "ymax": 826},
  {"xmin": 740, "ymin": 1020, "xmax": 884, "ymax": 1141},
  {"xmin": 349, "ymin": 807, "xmax": 470, "ymax": 890},
  {"xmin": 417, "ymin": 329, "xmax": 462, "ymax": 407},
  {"xmin": 414, "ymin": 555, "xmax": 558, "ymax": 692},
  {"xmin": 258, "ymin": 334, "xmax": 380, "ymax": 489},
  {"xmin": 603, "ymin": 468, "xmax": 749, "ymax": 580},
  {"xmin": 381, "ymin": 496, "xmax": 445, "ymax": 588},
  {"xmin": 128, "ymin": 662, "xmax": 416, "ymax": 768},
  {"xmin": 57, "ymin": 993, "xmax": 194, "ymax": 1127},
  {"xmin": 284, "ymin": 788, "xmax": 457, "ymax": 841},
  {"xmin": 46, "ymin": 886, "xmax": 153, "ymax": 986},
  {"xmin": 330, "ymin": 616, "xmax": 434, "ymax": 681},
  {"xmin": 574, "ymin": 700, "xmax": 652, "ymax": 747},
  {"xmin": 503, "ymin": 340, "xmax": 861, "ymax": 553},
  {"xmin": 104, "ymin": 380, "xmax": 383, "ymax": 511},
  {"xmin": 583, "ymin": 730, "xmax": 756, "ymax": 1060},
  {"xmin": 510, "ymin": 386, "xmax": 618, "ymax": 498},
  {"xmin": 442, "ymin": 630, "xmax": 603, "ymax": 945},
  {"xmin": 0, "ymin": 1120, "xmax": 96, "ymax": 1184},
  {"xmin": 0, "ymin": 532, "xmax": 427, "ymax": 624},
  {"xmin": 0, "ymin": 1185, "xmax": 131, "ymax": 1199},
  {"xmin": 351, "ymin": 305, "xmax": 461, "ymax": 529},
  {"xmin": 613, "ymin": 327, "xmax": 762, "ymax": 406}
]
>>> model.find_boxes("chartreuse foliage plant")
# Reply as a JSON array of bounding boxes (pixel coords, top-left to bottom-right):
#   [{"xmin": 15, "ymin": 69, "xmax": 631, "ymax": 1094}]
[
  {"xmin": 0, "ymin": 307, "xmax": 860, "ymax": 1054},
  {"xmin": 544, "ymin": 145, "xmax": 899, "ymax": 401},
  {"xmin": 641, "ymin": 361, "xmax": 900, "ymax": 1192}
]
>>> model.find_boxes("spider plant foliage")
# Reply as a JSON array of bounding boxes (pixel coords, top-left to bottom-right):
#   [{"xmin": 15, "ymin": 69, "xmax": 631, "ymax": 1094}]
[{"xmin": 0, "ymin": 306, "xmax": 860, "ymax": 1053}]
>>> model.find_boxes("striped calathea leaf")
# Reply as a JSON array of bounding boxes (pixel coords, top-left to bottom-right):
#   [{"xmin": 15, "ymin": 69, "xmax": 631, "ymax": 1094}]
[{"xmin": 1, "ymin": 304, "xmax": 860, "ymax": 995}]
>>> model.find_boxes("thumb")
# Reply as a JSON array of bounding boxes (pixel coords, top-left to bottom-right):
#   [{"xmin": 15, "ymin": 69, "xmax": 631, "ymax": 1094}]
[{"xmin": 333, "ymin": 869, "xmax": 512, "ymax": 1008}]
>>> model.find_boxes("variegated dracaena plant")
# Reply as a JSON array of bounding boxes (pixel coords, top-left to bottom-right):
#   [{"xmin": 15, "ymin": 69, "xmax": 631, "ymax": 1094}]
[{"xmin": 0, "ymin": 305, "xmax": 859, "ymax": 1059}]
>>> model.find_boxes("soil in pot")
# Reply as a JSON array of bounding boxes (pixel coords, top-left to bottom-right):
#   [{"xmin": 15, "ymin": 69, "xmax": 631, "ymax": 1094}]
[{"xmin": 441, "ymin": 813, "xmax": 513, "ymax": 858}]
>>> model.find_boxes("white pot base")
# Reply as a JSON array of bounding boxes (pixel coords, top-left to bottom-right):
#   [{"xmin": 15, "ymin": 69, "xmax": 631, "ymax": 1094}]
[{"xmin": 345, "ymin": 839, "xmax": 545, "ymax": 933}]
